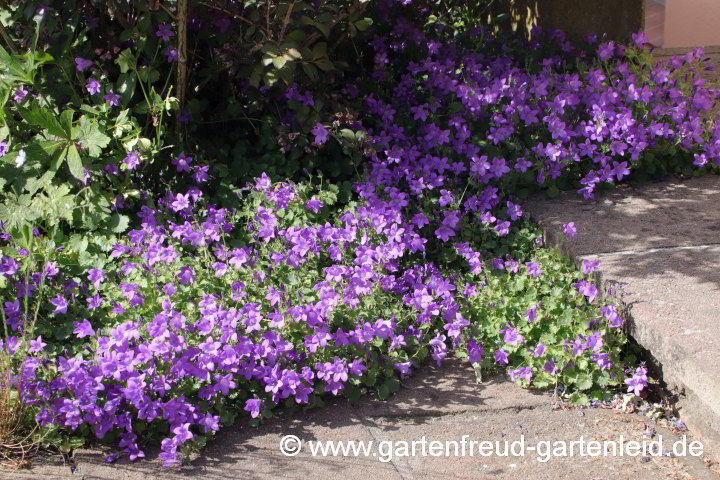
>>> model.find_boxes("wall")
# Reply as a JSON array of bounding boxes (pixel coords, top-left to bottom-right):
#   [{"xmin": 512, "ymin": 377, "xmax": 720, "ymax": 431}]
[
  {"xmin": 487, "ymin": 0, "xmax": 720, "ymax": 48},
  {"xmin": 644, "ymin": 0, "xmax": 666, "ymax": 47},
  {"xmin": 663, "ymin": 0, "xmax": 720, "ymax": 47},
  {"xmin": 538, "ymin": 0, "xmax": 644, "ymax": 41},
  {"xmin": 487, "ymin": 0, "xmax": 644, "ymax": 41}
]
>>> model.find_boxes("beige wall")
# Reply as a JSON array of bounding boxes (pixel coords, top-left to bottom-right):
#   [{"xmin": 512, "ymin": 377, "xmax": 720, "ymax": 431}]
[
  {"xmin": 655, "ymin": 0, "xmax": 720, "ymax": 47},
  {"xmin": 489, "ymin": 0, "xmax": 720, "ymax": 47}
]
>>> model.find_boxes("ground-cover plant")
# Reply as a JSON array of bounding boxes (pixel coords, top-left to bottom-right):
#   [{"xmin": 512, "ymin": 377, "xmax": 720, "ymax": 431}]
[
  {"xmin": 0, "ymin": 0, "xmax": 718, "ymax": 470},
  {"xmin": 1, "ymin": 168, "xmax": 632, "ymax": 465},
  {"xmin": 353, "ymin": 6, "xmax": 720, "ymax": 204}
]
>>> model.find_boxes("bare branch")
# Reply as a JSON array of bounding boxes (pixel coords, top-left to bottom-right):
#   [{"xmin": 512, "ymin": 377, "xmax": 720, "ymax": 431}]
[{"xmin": 279, "ymin": 1, "xmax": 296, "ymax": 43}]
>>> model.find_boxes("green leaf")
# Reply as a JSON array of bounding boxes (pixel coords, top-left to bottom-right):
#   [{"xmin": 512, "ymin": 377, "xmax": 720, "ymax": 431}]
[
  {"xmin": 0, "ymin": 45, "xmax": 33, "ymax": 83},
  {"xmin": 74, "ymin": 118, "xmax": 110, "ymax": 157},
  {"xmin": 31, "ymin": 51, "xmax": 53, "ymax": 69},
  {"xmin": 17, "ymin": 105, "xmax": 68, "ymax": 139},
  {"xmin": 104, "ymin": 213, "xmax": 130, "ymax": 233},
  {"xmin": 23, "ymin": 139, "xmax": 67, "ymax": 163},
  {"xmin": 286, "ymin": 30, "xmax": 306, "ymax": 43},
  {"xmin": 355, "ymin": 18, "xmax": 373, "ymax": 31},
  {"xmin": 338, "ymin": 128, "xmax": 356, "ymax": 142},
  {"xmin": 384, "ymin": 377, "xmax": 401, "ymax": 394},
  {"xmin": 247, "ymin": 64, "xmax": 261, "ymax": 88},
  {"xmin": 79, "ymin": 104, "xmax": 101, "ymax": 115},
  {"xmin": 594, "ymin": 370, "xmax": 611, "ymax": 388},
  {"xmin": 30, "ymin": 184, "xmax": 74, "ymax": 225},
  {"xmin": 115, "ymin": 49, "xmax": 136, "ymax": 73},
  {"xmin": 67, "ymin": 234, "xmax": 88, "ymax": 253},
  {"xmin": 590, "ymin": 389, "xmax": 611, "ymax": 402},
  {"xmin": 311, "ymin": 42, "xmax": 328, "ymax": 60},
  {"xmin": 272, "ymin": 56, "xmax": 287, "ymax": 69},
  {"xmin": 301, "ymin": 63, "xmax": 318, "ymax": 81},
  {"xmin": 576, "ymin": 373, "xmax": 594, "ymax": 391},
  {"xmin": 24, "ymin": 168, "xmax": 57, "ymax": 195},
  {"xmin": 115, "ymin": 72, "xmax": 137, "ymax": 105},
  {"xmin": 377, "ymin": 384, "xmax": 390, "ymax": 400},
  {"xmin": 65, "ymin": 144, "xmax": 84, "ymax": 180},
  {"xmin": 362, "ymin": 369, "xmax": 377, "ymax": 387},
  {"xmin": 301, "ymin": 17, "xmax": 330, "ymax": 38},
  {"xmin": 59, "ymin": 110, "xmax": 73, "ymax": 137},
  {"xmin": 314, "ymin": 58, "xmax": 334, "ymax": 72},
  {"xmin": 137, "ymin": 67, "xmax": 160, "ymax": 84},
  {"xmin": 532, "ymin": 373, "xmax": 552, "ymax": 389},
  {"xmin": 0, "ymin": 194, "xmax": 35, "ymax": 228}
]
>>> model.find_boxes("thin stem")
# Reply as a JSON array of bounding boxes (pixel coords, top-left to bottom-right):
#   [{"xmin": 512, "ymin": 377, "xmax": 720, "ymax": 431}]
[
  {"xmin": 0, "ymin": 19, "xmax": 17, "ymax": 54},
  {"xmin": 198, "ymin": 1, "xmax": 256, "ymax": 28},
  {"xmin": 149, "ymin": 41, "xmax": 162, "ymax": 68},
  {"xmin": 133, "ymin": 66, "xmax": 153, "ymax": 112},
  {"xmin": 27, "ymin": 261, "xmax": 47, "ymax": 341},
  {"xmin": 279, "ymin": 1, "xmax": 295, "ymax": 42},
  {"xmin": 457, "ymin": 181, "xmax": 470, "ymax": 208},
  {"xmin": 0, "ymin": 303, "xmax": 8, "ymax": 345},
  {"xmin": 22, "ymin": 233, "xmax": 33, "ymax": 332},
  {"xmin": 156, "ymin": 86, "xmax": 173, "ymax": 145},
  {"xmin": 160, "ymin": 3, "xmax": 177, "ymax": 20},
  {"xmin": 175, "ymin": 0, "xmax": 188, "ymax": 135},
  {"xmin": 265, "ymin": 0, "xmax": 271, "ymax": 41}
]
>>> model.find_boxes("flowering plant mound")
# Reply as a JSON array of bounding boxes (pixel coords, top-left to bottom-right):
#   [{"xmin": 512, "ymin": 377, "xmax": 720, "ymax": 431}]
[
  {"xmin": 1, "ymin": 167, "xmax": 632, "ymax": 465},
  {"xmin": 1, "ymin": 0, "xmax": 717, "ymax": 469},
  {"xmin": 352, "ymin": 7, "xmax": 720, "ymax": 204}
]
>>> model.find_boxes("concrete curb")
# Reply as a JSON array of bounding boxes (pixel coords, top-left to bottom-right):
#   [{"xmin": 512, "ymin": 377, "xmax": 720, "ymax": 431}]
[{"xmin": 530, "ymin": 208, "xmax": 720, "ymax": 462}]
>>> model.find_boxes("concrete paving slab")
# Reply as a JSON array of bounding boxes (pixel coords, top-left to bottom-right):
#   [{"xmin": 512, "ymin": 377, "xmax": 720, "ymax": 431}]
[
  {"xmin": 352, "ymin": 359, "xmax": 549, "ymax": 419},
  {"xmin": 368, "ymin": 406, "xmax": 716, "ymax": 480},
  {"xmin": 2, "ymin": 361, "xmax": 717, "ymax": 480},
  {"xmin": 528, "ymin": 174, "xmax": 720, "ymax": 461},
  {"xmin": 583, "ymin": 247, "xmax": 720, "ymax": 461},
  {"xmin": 528, "ymin": 175, "xmax": 720, "ymax": 255}
]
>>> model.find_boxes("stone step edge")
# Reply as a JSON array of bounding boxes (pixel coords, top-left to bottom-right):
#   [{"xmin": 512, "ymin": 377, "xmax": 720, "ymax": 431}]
[{"xmin": 533, "ymin": 219, "xmax": 720, "ymax": 461}]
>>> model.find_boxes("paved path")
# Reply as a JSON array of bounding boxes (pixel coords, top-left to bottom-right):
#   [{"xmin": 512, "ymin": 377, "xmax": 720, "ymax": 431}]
[
  {"xmin": 2, "ymin": 360, "xmax": 718, "ymax": 480},
  {"xmin": 528, "ymin": 174, "xmax": 720, "ymax": 462}
]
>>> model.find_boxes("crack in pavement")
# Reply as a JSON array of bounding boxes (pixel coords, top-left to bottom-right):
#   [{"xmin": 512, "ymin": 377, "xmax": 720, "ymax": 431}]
[
  {"xmin": 357, "ymin": 403, "xmax": 549, "ymax": 422},
  {"xmin": 361, "ymin": 420, "xmax": 409, "ymax": 480},
  {"xmin": 577, "ymin": 243, "xmax": 720, "ymax": 259}
]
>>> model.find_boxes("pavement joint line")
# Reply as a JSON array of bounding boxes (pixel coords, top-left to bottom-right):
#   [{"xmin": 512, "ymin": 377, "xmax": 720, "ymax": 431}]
[
  {"xmin": 577, "ymin": 243, "xmax": 720, "ymax": 259},
  {"xmin": 359, "ymin": 418, "xmax": 408, "ymax": 480},
  {"xmin": 362, "ymin": 403, "xmax": 550, "ymax": 421}
]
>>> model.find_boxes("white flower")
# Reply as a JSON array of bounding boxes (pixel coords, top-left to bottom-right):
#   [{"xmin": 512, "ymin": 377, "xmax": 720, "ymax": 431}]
[{"xmin": 15, "ymin": 149, "xmax": 25, "ymax": 168}]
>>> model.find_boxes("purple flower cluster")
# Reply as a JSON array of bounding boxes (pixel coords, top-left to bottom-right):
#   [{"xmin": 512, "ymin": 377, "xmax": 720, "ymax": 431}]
[{"xmin": 5, "ymin": 8, "xmax": 712, "ymax": 465}]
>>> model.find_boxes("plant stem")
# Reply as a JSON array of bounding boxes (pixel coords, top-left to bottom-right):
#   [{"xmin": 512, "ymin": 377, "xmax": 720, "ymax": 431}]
[
  {"xmin": 0, "ymin": 303, "xmax": 8, "ymax": 346},
  {"xmin": 27, "ymin": 262, "xmax": 47, "ymax": 341},
  {"xmin": 0, "ymin": 20, "xmax": 17, "ymax": 54},
  {"xmin": 22, "ymin": 234, "xmax": 33, "ymax": 333},
  {"xmin": 175, "ymin": 0, "xmax": 188, "ymax": 136}
]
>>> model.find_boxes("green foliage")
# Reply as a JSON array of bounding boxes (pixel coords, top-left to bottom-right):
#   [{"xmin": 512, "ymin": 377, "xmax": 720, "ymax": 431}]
[{"xmin": 0, "ymin": 0, "xmax": 660, "ymax": 462}]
